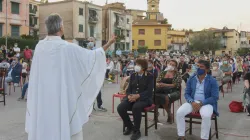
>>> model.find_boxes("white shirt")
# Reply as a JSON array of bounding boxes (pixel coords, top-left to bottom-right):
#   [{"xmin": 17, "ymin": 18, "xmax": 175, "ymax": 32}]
[
  {"xmin": 13, "ymin": 46, "xmax": 20, "ymax": 52},
  {"xmin": 25, "ymin": 36, "xmax": 106, "ymax": 140}
]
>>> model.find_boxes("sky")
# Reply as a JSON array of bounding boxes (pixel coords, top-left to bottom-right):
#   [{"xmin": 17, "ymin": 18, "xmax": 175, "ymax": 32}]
[{"xmin": 47, "ymin": 0, "xmax": 250, "ymax": 31}]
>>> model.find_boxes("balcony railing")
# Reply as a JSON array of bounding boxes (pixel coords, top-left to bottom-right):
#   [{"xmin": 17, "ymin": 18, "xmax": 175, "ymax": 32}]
[
  {"xmin": 89, "ymin": 9, "xmax": 98, "ymax": 24},
  {"xmin": 240, "ymin": 44, "xmax": 250, "ymax": 48}
]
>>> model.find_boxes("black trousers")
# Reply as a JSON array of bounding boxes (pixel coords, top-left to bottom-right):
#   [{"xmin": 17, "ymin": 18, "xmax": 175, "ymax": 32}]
[
  {"xmin": 232, "ymin": 72, "xmax": 237, "ymax": 83},
  {"xmin": 117, "ymin": 100, "xmax": 148, "ymax": 131},
  {"xmin": 96, "ymin": 91, "xmax": 102, "ymax": 108},
  {"xmin": 105, "ymin": 69, "xmax": 110, "ymax": 79}
]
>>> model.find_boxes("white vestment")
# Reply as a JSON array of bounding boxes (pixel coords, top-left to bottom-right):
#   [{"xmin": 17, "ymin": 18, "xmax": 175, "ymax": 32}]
[{"xmin": 25, "ymin": 36, "xmax": 106, "ymax": 140}]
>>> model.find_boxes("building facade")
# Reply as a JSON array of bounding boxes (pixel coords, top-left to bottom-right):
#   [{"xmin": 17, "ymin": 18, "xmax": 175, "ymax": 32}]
[
  {"xmin": 132, "ymin": 21, "xmax": 170, "ymax": 50},
  {"xmin": 0, "ymin": 0, "xmax": 29, "ymax": 37},
  {"xmin": 131, "ymin": 0, "xmax": 170, "ymax": 50},
  {"xmin": 126, "ymin": 9, "xmax": 146, "ymax": 21},
  {"xmin": 29, "ymin": 0, "xmax": 40, "ymax": 37},
  {"xmin": 240, "ymin": 31, "xmax": 250, "ymax": 48},
  {"xmin": 167, "ymin": 30, "xmax": 188, "ymax": 52},
  {"xmin": 102, "ymin": 2, "xmax": 132, "ymax": 51},
  {"xmin": 39, "ymin": 0, "xmax": 102, "ymax": 47}
]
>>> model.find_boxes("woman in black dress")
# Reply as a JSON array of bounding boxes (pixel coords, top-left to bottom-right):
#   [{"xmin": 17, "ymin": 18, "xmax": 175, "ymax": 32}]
[{"xmin": 155, "ymin": 59, "xmax": 182, "ymax": 123}]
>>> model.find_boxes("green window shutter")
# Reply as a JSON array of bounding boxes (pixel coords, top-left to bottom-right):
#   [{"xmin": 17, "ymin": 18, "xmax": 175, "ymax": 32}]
[
  {"xmin": 0, "ymin": 24, "xmax": 2, "ymax": 37},
  {"xmin": 79, "ymin": 24, "xmax": 83, "ymax": 32},
  {"xmin": 90, "ymin": 25, "xmax": 94, "ymax": 37},
  {"xmin": 11, "ymin": 2, "xmax": 19, "ymax": 14},
  {"xmin": 11, "ymin": 25, "xmax": 20, "ymax": 37},
  {"xmin": 0, "ymin": 0, "xmax": 2, "ymax": 12}
]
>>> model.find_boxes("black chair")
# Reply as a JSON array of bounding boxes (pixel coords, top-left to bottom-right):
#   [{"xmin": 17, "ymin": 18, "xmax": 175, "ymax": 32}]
[
  {"xmin": 0, "ymin": 68, "xmax": 7, "ymax": 105},
  {"xmin": 185, "ymin": 113, "xmax": 219, "ymax": 140}
]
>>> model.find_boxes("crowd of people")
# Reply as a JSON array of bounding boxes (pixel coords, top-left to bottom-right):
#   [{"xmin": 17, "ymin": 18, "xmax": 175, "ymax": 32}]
[
  {"xmin": 105, "ymin": 51, "xmax": 250, "ymax": 140},
  {"xmin": 0, "ymin": 43, "xmax": 33, "ymax": 101}
]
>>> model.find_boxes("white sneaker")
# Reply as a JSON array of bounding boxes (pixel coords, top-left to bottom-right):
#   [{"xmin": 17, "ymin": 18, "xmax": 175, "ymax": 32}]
[{"xmin": 14, "ymin": 83, "xmax": 19, "ymax": 87}]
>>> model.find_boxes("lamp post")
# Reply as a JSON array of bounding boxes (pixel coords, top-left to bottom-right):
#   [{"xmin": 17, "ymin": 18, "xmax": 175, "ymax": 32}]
[{"xmin": 5, "ymin": 0, "xmax": 8, "ymax": 51}]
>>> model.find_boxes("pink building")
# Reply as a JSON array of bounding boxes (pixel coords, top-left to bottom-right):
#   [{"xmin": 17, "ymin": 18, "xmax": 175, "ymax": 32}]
[{"xmin": 0, "ymin": 0, "xmax": 29, "ymax": 37}]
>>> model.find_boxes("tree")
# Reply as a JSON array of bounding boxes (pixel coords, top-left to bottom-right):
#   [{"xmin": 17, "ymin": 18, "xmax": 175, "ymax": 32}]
[
  {"xmin": 161, "ymin": 18, "xmax": 168, "ymax": 24},
  {"xmin": 236, "ymin": 48, "xmax": 250, "ymax": 56},
  {"xmin": 189, "ymin": 31, "xmax": 221, "ymax": 54}
]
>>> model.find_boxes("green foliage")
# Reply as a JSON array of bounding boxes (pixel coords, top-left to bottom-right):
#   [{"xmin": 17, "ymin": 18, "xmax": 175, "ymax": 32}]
[
  {"xmin": 0, "ymin": 36, "xmax": 38, "ymax": 50},
  {"xmin": 161, "ymin": 18, "xmax": 168, "ymax": 24},
  {"xmin": 189, "ymin": 31, "xmax": 221, "ymax": 54},
  {"xmin": 137, "ymin": 46, "xmax": 148, "ymax": 54},
  {"xmin": 236, "ymin": 48, "xmax": 250, "ymax": 56},
  {"xmin": 20, "ymin": 34, "xmax": 38, "ymax": 40}
]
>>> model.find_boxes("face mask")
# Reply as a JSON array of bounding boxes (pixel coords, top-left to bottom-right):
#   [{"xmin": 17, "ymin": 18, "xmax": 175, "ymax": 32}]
[
  {"xmin": 223, "ymin": 61, "xmax": 228, "ymax": 64},
  {"xmin": 230, "ymin": 61, "xmax": 233, "ymax": 64},
  {"xmin": 213, "ymin": 67, "xmax": 217, "ymax": 70},
  {"xmin": 14, "ymin": 45, "xmax": 17, "ymax": 47},
  {"xmin": 134, "ymin": 65, "xmax": 141, "ymax": 72},
  {"xmin": 197, "ymin": 68, "xmax": 205, "ymax": 76},
  {"xmin": 166, "ymin": 65, "xmax": 175, "ymax": 71}
]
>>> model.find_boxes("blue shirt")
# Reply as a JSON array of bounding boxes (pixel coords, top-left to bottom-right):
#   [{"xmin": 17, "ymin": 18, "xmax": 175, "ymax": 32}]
[{"xmin": 194, "ymin": 76, "xmax": 206, "ymax": 101}]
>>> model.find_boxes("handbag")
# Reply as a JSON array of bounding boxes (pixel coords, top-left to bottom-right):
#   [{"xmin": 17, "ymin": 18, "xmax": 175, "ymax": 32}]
[{"xmin": 229, "ymin": 101, "xmax": 244, "ymax": 113}]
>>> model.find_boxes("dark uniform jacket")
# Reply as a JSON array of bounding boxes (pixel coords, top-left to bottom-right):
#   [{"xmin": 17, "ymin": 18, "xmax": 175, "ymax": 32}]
[{"xmin": 125, "ymin": 72, "xmax": 154, "ymax": 105}]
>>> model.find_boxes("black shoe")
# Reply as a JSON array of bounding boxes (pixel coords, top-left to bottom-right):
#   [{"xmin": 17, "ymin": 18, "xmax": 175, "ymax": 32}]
[
  {"xmin": 177, "ymin": 138, "xmax": 186, "ymax": 140},
  {"xmin": 123, "ymin": 127, "xmax": 133, "ymax": 135},
  {"xmin": 130, "ymin": 131, "xmax": 141, "ymax": 140}
]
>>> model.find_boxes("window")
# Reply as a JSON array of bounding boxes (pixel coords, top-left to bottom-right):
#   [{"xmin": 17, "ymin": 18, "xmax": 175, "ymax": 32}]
[
  {"xmin": 126, "ymin": 43, "xmax": 130, "ymax": 50},
  {"xmin": 0, "ymin": 0, "xmax": 2, "ymax": 12},
  {"xmin": 236, "ymin": 40, "xmax": 237, "ymax": 43},
  {"xmin": 249, "ymin": 40, "xmax": 250, "ymax": 44},
  {"xmin": 154, "ymin": 40, "xmax": 161, "ymax": 46},
  {"xmin": 154, "ymin": 29, "xmax": 161, "ymax": 35},
  {"xmin": 89, "ymin": 25, "xmax": 95, "ymax": 37},
  {"xmin": 138, "ymin": 40, "xmax": 145, "ymax": 46},
  {"xmin": 236, "ymin": 33, "xmax": 237, "ymax": 36},
  {"xmin": 152, "ymin": 5, "xmax": 155, "ymax": 7},
  {"xmin": 34, "ymin": 5, "xmax": 37, "ymax": 12},
  {"xmin": 138, "ymin": 29, "xmax": 145, "ymax": 35},
  {"xmin": 11, "ymin": 25, "xmax": 20, "ymax": 37},
  {"xmin": 132, "ymin": 40, "xmax": 134, "ymax": 46},
  {"xmin": 34, "ymin": 17, "xmax": 38, "ymax": 25},
  {"xmin": 79, "ymin": 8, "xmax": 83, "ymax": 16},
  {"xmin": 115, "ymin": 29, "xmax": 120, "ymax": 36},
  {"xmin": 127, "ymin": 30, "xmax": 130, "ymax": 37},
  {"xmin": 11, "ymin": 2, "xmax": 19, "ymax": 14},
  {"xmin": 127, "ymin": 18, "xmax": 130, "ymax": 24},
  {"xmin": 79, "ymin": 24, "xmax": 83, "ymax": 32},
  {"xmin": 0, "ymin": 24, "xmax": 2, "ymax": 37}
]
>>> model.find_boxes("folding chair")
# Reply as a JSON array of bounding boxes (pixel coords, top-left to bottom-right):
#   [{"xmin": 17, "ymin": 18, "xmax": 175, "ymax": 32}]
[{"xmin": 0, "ymin": 68, "xmax": 7, "ymax": 105}]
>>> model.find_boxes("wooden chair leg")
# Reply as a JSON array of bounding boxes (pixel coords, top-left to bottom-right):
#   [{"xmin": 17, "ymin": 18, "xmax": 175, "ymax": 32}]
[
  {"xmin": 189, "ymin": 118, "xmax": 192, "ymax": 135},
  {"xmin": 172, "ymin": 102, "xmax": 175, "ymax": 123},
  {"xmin": 215, "ymin": 117, "xmax": 219, "ymax": 139},
  {"xmin": 145, "ymin": 112, "xmax": 148, "ymax": 136},
  {"xmin": 112, "ymin": 95, "xmax": 115, "ymax": 113},
  {"xmin": 154, "ymin": 108, "xmax": 158, "ymax": 130}
]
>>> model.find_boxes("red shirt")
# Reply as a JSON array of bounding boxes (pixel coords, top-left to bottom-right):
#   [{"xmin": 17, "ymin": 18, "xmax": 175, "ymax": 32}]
[{"xmin": 24, "ymin": 49, "xmax": 32, "ymax": 59}]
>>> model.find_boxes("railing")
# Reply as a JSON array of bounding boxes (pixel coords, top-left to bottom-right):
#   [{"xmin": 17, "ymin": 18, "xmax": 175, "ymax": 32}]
[{"xmin": 240, "ymin": 44, "xmax": 250, "ymax": 48}]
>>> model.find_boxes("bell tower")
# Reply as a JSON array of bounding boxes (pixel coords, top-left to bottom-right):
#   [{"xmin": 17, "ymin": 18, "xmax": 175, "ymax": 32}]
[{"xmin": 147, "ymin": 0, "xmax": 160, "ymax": 20}]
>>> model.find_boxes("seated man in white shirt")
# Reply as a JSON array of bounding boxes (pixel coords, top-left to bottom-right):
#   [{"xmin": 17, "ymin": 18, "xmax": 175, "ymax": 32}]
[
  {"xmin": 176, "ymin": 60, "xmax": 219, "ymax": 140},
  {"xmin": 13, "ymin": 43, "xmax": 20, "ymax": 58}
]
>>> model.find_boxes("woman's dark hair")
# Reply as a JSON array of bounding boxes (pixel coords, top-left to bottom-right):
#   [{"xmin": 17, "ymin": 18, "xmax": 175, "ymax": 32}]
[
  {"xmin": 198, "ymin": 60, "xmax": 210, "ymax": 69},
  {"xmin": 170, "ymin": 59, "xmax": 178, "ymax": 67},
  {"xmin": 148, "ymin": 59, "xmax": 153, "ymax": 64},
  {"xmin": 136, "ymin": 59, "xmax": 148, "ymax": 71},
  {"xmin": 230, "ymin": 58, "xmax": 234, "ymax": 62}
]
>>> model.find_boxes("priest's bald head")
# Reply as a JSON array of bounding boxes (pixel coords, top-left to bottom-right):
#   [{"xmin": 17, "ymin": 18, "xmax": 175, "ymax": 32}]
[{"xmin": 45, "ymin": 13, "xmax": 64, "ymax": 37}]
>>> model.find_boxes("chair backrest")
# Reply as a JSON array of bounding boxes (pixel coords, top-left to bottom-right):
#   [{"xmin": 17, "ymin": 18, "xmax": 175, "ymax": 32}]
[
  {"xmin": 119, "ymin": 76, "xmax": 130, "ymax": 94},
  {"xmin": 0, "ymin": 68, "xmax": 7, "ymax": 89}
]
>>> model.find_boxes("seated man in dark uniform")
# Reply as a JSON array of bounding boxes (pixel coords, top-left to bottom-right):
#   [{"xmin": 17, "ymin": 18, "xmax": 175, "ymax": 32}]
[{"xmin": 117, "ymin": 59, "xmax": 153, "ymax": 140}]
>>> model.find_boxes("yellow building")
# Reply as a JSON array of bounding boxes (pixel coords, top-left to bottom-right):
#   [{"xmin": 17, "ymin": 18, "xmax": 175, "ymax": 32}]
[
  {"xmin": 132, "ymin": 20, "xmax": 171, "ymax": 50},
  {"xmin": 132, "ymin": 0, "xmax": 171, "ymax": 50}
]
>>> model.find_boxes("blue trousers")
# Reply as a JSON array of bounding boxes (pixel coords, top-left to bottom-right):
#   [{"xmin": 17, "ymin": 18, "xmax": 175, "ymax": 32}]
[{"xmin": 21, "ymin": 82, "xmax": 29, "ymax": 98}]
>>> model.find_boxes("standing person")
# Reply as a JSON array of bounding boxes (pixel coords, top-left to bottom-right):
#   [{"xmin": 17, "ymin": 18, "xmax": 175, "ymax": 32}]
[
  {"xmin": 116, "ymin": 48, "xmax": 122, "ymax": 57},
  {"xmin": 25, "ymin": 14, "xmax": 116, "ymax": 140},
  {"xmin": 244, "ymin": 72, "xmax": 250, "ymax": 116},
  {"xmin": 230, "ymin": 58, "xmax": 237, "ymax": 84},
  {"xmin": 13, "ymin": 43, "xmax": 20, "ymax": 58},
  {"xmin": 236, "ymin": 57, "xmax": 243, "ymax": 81},
  {"xmin": 23, "ymin": 46, "xmax": 33, "ymax": 64}
]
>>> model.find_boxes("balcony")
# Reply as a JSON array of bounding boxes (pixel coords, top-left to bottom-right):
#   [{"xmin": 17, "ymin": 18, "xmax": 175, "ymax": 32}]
[
  {"xmin": 88, "ymin": 9, "xmax": 98, "ymax": 24},
  {"xmin": 114, "ymin": 14, "xmax": 125, "ymax": 29}
]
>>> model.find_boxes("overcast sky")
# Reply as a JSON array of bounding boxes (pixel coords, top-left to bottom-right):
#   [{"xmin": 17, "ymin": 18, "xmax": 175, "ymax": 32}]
[{"xmin": 48, "ymin": 0, "xmax": 250, "ymax": 31}]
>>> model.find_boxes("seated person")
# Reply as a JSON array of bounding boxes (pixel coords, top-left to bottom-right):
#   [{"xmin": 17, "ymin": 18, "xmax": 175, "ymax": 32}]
[
  {"xmin": 147, "ymin": 59, "xmax": 158, "ymax": 78},
  {"xmin": 176, "ymin": 60, "xmax": 219, "ymax": 140},
  {"xmin": 117, "ymin": 59, "xmax": 153, "ymax": 140},
  {"xmin": 5, "ymin": 56, "xmax": 22, "ymax": 94},
  {"xmin": 155, "ymin": 59, "xmax": 182, "ymax": 124},
  {"xmin": 211, "ymin": 62, "xmax": 223, "ymax": 86},
  {"xmin": 244, "ymin": 72, "xmax": 250, "ymax": 116},
  {"xmin": 219, "ymin": 57, "xmax": 232, "ymax": 91},
  {"xmin": 18, "ymin": 82, "xmax": 29, "ymax": 101}
]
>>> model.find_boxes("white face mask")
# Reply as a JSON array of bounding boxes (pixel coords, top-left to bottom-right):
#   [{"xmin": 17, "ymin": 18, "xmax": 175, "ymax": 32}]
[
  {"xmin": 134, "ymin": 65, "xmax": 141, "ymax": 72},
  {"xmin": 213, "ymin": 67, "xmax": 217, "ymax": 70},
  {"xmin": 165, "ymin": 65, "xmax": 175, "ymax": 71}
]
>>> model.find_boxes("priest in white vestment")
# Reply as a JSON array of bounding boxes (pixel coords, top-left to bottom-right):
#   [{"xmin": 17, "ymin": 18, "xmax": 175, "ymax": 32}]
[{"xmin": 25, "ymin": 13, "xmax": 116, "ymax": 140}]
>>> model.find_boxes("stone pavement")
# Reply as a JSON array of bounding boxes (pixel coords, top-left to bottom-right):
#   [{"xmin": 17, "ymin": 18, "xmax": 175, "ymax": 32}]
[{"xmin": 0, "ymin": 80, "xmax": 250, "ymax": 140}]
